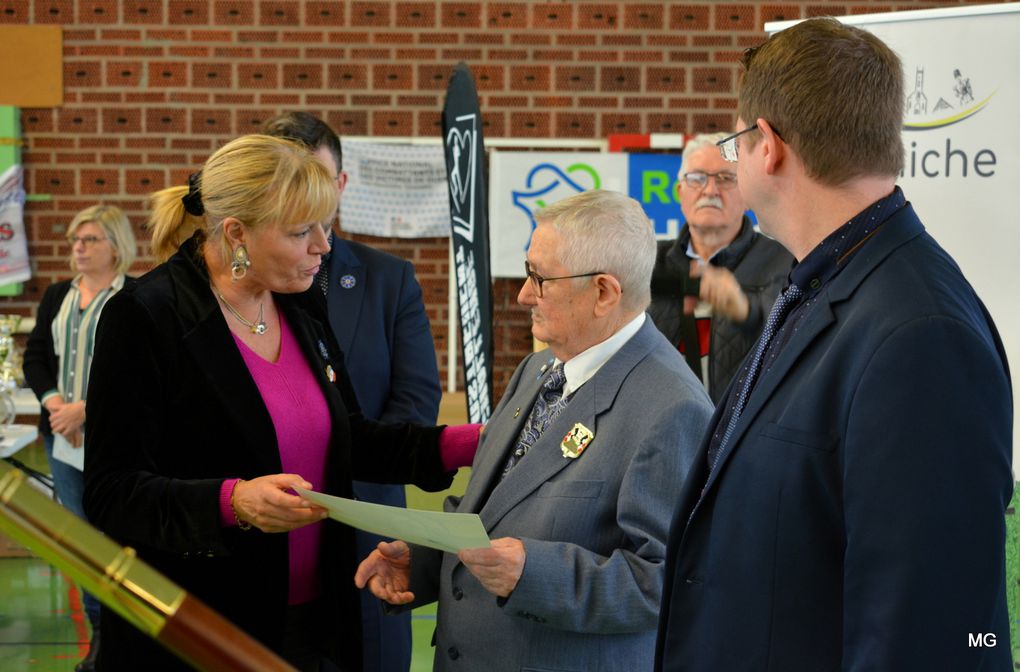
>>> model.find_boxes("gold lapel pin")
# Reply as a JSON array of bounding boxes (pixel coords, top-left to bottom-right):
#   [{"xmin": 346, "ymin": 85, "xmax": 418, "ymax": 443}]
[
  {"xmin": 561, "ymin": 422, "xmax": 594, "ymax": 459},
  {"xmin": 513, "ymin": 407, "xmax": 521, "ymax": 418}
]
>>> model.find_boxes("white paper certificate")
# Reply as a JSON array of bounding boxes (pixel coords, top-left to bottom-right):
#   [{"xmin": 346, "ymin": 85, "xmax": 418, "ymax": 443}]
[{"xmin": 294, "ymin": 487, "xmax": 490, "ymax": 554}]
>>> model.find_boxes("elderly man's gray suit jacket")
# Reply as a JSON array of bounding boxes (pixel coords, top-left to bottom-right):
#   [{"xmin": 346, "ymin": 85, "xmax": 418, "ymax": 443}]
[{"xmin": 408, "ymin": 318, "xmax": 714, "ymax": 672}]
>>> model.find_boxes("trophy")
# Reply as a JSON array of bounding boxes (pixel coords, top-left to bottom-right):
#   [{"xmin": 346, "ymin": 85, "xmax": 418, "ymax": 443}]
[{"xmin": 0, "ymin": 314, "xmax": 24, "ymax": 431}]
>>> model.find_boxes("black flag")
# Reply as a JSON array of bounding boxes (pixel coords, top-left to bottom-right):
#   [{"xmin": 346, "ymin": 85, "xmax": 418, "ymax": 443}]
[{"xmin": 442, "ymin": 63, "xmax": 493, "ymax": 424}]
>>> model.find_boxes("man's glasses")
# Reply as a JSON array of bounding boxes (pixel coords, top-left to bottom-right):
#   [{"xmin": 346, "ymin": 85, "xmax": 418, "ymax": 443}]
[
  {"xmin": 524, "ymin": 262, "xmax": 603, "ymax": 298},
  {"xmin": 679, "ymin": 170, "xmax": 738, "ymax": 190},
  {"xmin": 716, "ymin": 124, "xmax": 759, "ymax": 163},
  {"xmin": 67, "ymin": 235, "xmax": 107, "ymax": 247}
]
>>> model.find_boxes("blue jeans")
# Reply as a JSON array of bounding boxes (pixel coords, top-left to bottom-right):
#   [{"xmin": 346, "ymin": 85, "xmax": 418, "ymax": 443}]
[{"xmin": 44, "ymin": 433, "xmax": 101, "ymax": 627}]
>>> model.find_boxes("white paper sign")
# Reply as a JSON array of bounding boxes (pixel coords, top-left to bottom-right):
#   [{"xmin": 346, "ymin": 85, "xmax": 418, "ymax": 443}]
[{"xmin": 295, "ymin": 487, "xmax": 490, "ymax": 554}]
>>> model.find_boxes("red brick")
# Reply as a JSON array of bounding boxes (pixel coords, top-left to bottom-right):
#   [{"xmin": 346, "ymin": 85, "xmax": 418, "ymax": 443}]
[
  {"xmin": 326, "ymin": 110, "xmax": 368, "ymax": 136},
  {"xmin": 556, "ymin": 34, "xmax": 597, "ymax": 46},
  {"xmin": 351, "ymin": 47, "xmax": 391, "ymax": 59},
  {"xmin": 259, "ymin": 93, "xmax": 300, "ymax": 105},
  {"xmin": 533, "ymin": 96, "xmax": 573, "ymax": 108},
  {"xmin": 190, "ymin": 109, "xmax": 232, "ymax": 135},
  {"xmin": 465, "ymin": 33, "xmax": 504, "ymax": 45},
  {"xmin": 806, "ymin": 5, "xmax": 848, "ymax": 18},
  {"xmin": 214, "ymin": 46, "xmax": 255, "ymax": 58},
  {"xmin": 556, "ymin": 112, "xmax": 597, "ymax": 138},
  {"xmin": 511, "ymin": 33, "xmax": 551, "ymax": 46},
  {"xmin": 261, "ymin": 0, "xmax": 298, "ymax": 24},
  {"xmin": 103, "ymin": 108, "xmax": 142, "ymax": 133},
  {"xmin": 623, "ymin": 96, "xmax": 662, "ymax": 108},
  {"xmin": 556, "ymin": 66, "xmax": 596, "ymax": 92},
  {"xmin": 80, "ymin": 46, "xmax": 121, "ymax": 56},
  {"xmin": 533, "ymin": 49, "xmax": 571, "ymax": 61},
  {"xmin": 648, "ymin": 113, "xmax": 687, "ymax": 133},
  {"xmin": 55, "ymin": 153, "xmax": 96, "ymax": 164},
  {"xmin": 58, "ymin": 109, "xmax": 98, "ymax": 133},
  {"xmin": 714, "ymin": 4, "xmax": 756, "ymax": 30},
  {"xmin": 168, "ymin": 0, "xmax": 210, "ymax": 24},
  {"xmin": 509, "ymin": 65, "xmax": 550, "ymax": 92},
  {"xmin": 442, "ymin": 2, "xmax": 480, "ymax": 28},
  {"xmin": 306, "ymin": 1, "xmax": 344, "ymax": 25},
  {"xmin": 487, "ymin": 3, "xmax": 527, "ymax": 28},
  {"xmin": 21, "ymin": 109, "xmax": 54, "ymax": 133},
  {"xmin": 65, "ymin": 61, "xmax": 102, "ymax": 88},
  {"xmin": 351, "ymin": 1, "xmax": 389, "ymax": 26},
  {"xmin": 417, "ymin": 65, "xmax": 452, "ymax": 90},
  {"xmin": 601, "ymin": 113, "xmax": 642, "ymax": 135},
  {"xmin": 261, "ymin": 47, "xmax": 300, "ymax": 58},
  {"xmin": 373, "ymin": 32, "xmax": 413, "ymax": 44},
  {"xmin": 214, "ymin": 93, "xmax": 253, "ymax": 105},
  {"xmin": 489, "ymin": 95, "xmax": 528, "ymax": 107},
  {"xmin": 236, "ymin": 110, "xmax": 271, "ymax": 135},
  {"xmin": 397, "ymin": 94, "xmax": 437, "ymax": 107},
  {"xmin": 578, "ymin": 3, "xmax": 619, "ymax": 29},
  {"xmin": 624, "ymin": 50, "xmax": 663, "ymax": 63},
  {"xmin": 669, "ymin": 50, "xmax": 711, "ymax": 63},
  {"xmin": 81, "ymin": 92, "xmax": 122, "ymax": 103},
  {"xmin": 124, "ymin": 0, "xmax": 163, "ymax": 23},
  {"xmin": 624, "ymin": 4, "xmax": 664, "ymax": 29},
  {"xmin": 373, "ymin": 111, "xmax": 414, "ymax": 136},
  {"xmin": 80, "ymin": 170, "xmax": 119, "ymax": 195},
  {"xmin": 693, "ymin": 35, "xmax": 732, "ymax": 47},
  {"xmin": 395, "ymin": 48, "xmax": 435, "ymax": 60},
  {"xmin": 34, "ymin": 0, "xmax": 72, "ymax": 23},
  {"xmin": 600, "ymin": 66, "xmax": 641, "ymax": 92},
  {"xmin": 106, "ymin": 62, "xmax": 142, "ymax": 87},
  {"xmin": 329, "ymin": 64, "xmax": 368, "ymax": 89},
  {"xmin": 79, "ymin": 0, "xmax": 117, "ymax": 23},
  {"xmin": 192, "ymin": 29, "xmax": 232, "ymax": 41},
  {"xmin": 307, "ymin": 47, "xmax": 346, "ymax": 58},
  {"xmin": 282, "ymin": 63, "xmax": 323, "ymax": 88},
  {"xmin": 352, "ymin": 94, "xmax": 390, "ymax": 106},
  {"xmin": 149, "ymin": 62, "xmax": 189, "ymax": 87},
  {"xmin": 418, "ymin": 32, "xmax": 459, "ymax": 45},
  {"xmin": 760, "ymin": 4, "xmax": 801, "ymax": 25},
  {"xmin": 238, "ymin": 63, "xmax": 279, "ymax": 88},
  {"xmin": 473, "ymin": 65, "xmax": 505, "ymax": 91},
  {"xmin": 532, "ymin": 3, "xmax": 572, "ymax": 29},
  {"xmin": 510, "ymin": 112, "xmax": 550, "ymax": 137},
  {"xmin": 692, "ymin": 67, "xmax": 732, "ymax": 93},
  {"xmin": 394, "ymin": 2, "xmax": 435, "ymax": 27},
  {"xmin": 670, "ymin": 5, "xmax": 709, "ymax": 30},
  {"xmin": 170, "ymin": 45, "xmax": 211, "ymax": 57},
  {"xmin": 148, "ymin": 29, "xmax": 187, "ymax": 40},
  {"xmin": 417, "ymin": 110, "xmax": 443, "ymax": 135},
  {"xmin": 0, "ymin": 1, "xmax": 30, "ymax": 23},
  {"xmin": 442, "ymin": 48, "xmax": 482, "ymax": 60},
  {"xmin": 647, "ymin": 67, "xmax": 686, "ymax": 92},
  {"xmin": 578, "ymin": 50, "xmax": 618, "ymax": 62},
  {"xmin": 372, "ymin": 64, "xmax": 413, "ymax": 90},
  {"xmin": 649, "ymin": 35, "xmax": 688, "ymax": 47},
  {"xmin": 192, "ymin": 62, "xmax": 234, "ymax": 88},
  {"xmin": 481, "ymin": 112, "xmax": 506, "ymax": 137},
  {"xmin": 102, "ymin": 153, "xmax": 143, "ymax": 165},
  {"xmin": 306, "ymin": 95, "xmax": 347, "ymax": 106},
  {"xmin": 239, "ymin": 30, "xmax": 278, "ymax": 42},
  {"xmin": 124, "ymin": 46, "xmax": 164, "ymax": 57},
  {"xmin": 693, "ymin": 113, "xmax": 734, "ymax": 133}
]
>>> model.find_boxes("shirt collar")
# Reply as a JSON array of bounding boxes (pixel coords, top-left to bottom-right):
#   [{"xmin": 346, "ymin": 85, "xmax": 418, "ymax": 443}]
[
  {"xmin": 790, "ymin": 186, "xmax": 906, "ymax": 294},
  {"xmin": 555, "ymin": 312, "xmax": 645, "ymax": 398}
]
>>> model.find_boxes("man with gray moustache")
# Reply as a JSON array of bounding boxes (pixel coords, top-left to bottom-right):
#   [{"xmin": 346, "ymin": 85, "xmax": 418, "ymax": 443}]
[{"xmin": 648, "ymin": 133, "xmax": 791, "ymax": 403}]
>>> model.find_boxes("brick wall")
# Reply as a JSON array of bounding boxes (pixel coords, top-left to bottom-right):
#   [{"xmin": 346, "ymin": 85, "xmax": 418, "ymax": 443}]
[{"xmin": 1, "ymin": 0, "xmax": 1006, "ymax": 398}]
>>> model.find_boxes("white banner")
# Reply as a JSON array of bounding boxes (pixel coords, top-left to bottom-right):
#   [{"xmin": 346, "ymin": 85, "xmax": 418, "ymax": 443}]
[
  {"xmin": 0, "ymin": 165, "xmax": 30, "ymax": 285},
  {"xmin": 339, "ymin": 140, "xmax": 451, "ymax": 238},
  {"xmin": 770, "ymin": 3, "xmax": 1020, "ymax": 464}
]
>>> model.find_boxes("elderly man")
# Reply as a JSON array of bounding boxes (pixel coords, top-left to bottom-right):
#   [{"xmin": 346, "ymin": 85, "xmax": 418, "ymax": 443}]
[
  {"xmin": 655, "ymin": 18, "xmax": 1013, "ymax": 671},
  {"xmin": 357, "ymin": 190, "xmax": 714, "ymax": 672},
  {"xmin": 649, "ymin": 133, "xmax": 791, "ymax": 403}
]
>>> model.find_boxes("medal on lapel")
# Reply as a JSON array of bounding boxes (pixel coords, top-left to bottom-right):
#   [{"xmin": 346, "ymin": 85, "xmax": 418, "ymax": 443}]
[
  {"xmin": 325, "ymin": 364, "xmax": 336, "ymax": 383},
  {"xmin": 561, "ymin": 423, "xmax": 594, "ymax": 459}
]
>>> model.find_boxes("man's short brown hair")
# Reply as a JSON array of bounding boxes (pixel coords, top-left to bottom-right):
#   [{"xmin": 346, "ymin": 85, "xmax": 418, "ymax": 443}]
[{"xmin": 738, "ymin": 17, "xmax": 904, "ymax": 185}]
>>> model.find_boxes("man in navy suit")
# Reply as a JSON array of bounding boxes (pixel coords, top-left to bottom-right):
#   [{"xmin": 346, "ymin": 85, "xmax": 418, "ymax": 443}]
[
  {"xmin": 264, "ymin": 112, "xmax": 441, "ymax": 672},
  {"xmin": 655, "ymin": 18, "xmax": 1013, "ymax": 671}
]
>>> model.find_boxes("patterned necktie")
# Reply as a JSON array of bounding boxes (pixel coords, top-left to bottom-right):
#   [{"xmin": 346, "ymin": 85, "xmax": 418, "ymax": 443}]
[
  {"xmin": 316, "ymin": 233, "xmax": 333, "ymax": 296},
  {"xmin": 502, "ymin": 365, "xmax": 569, "ymax": 478},
  {"xmin": 709, "ymin": 284, "xmax": 804, "ymax": 470}
]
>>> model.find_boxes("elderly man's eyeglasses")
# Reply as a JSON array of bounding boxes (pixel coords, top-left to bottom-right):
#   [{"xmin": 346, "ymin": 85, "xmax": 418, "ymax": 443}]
[
  {"xmin": 679, "ymin": 171, "xmax": 738, "ymax": 190},
  {"xmin": 524, "ymin": 262, "xmax": 603, "ymax": 298},
  {"xmin": 67, "ymin": 235, "xmax": 107, "ymax": 247},
  {"xmin": 716, "ymin": 124, "xmax": 759, "ymax": 162}
]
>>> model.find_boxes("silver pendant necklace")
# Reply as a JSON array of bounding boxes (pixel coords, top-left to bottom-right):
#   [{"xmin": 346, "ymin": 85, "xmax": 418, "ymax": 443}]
[{"xmin": 214, "ymin": 289, "xmax": 267, "ymax": 335}]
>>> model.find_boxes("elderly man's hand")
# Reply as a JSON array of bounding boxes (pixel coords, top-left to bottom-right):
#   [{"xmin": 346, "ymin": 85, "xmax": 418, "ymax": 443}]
[
  {"xmin": 691, "ymin": 263, "xmax": 750, "ymax": 322},
  {"xmin": 457, "ymin": 537, "xmax": 526, "ymax": 598},
  {"xmin": 355, "ymin": 540, "xmax": 415, "ymax": 605}
]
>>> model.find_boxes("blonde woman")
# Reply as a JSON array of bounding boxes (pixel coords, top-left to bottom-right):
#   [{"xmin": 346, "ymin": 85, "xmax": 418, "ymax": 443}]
[
  {"xmin": 24, "ymin": 203, "xmax": 136, "ymax": 672},
  {"xmin": 80, "ymin": 135, "xmax": 472, "ymax": 672}
]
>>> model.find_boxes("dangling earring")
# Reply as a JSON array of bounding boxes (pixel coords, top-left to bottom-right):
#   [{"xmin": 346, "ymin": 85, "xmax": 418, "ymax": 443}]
[{"xmin": 230, "ymin": 245, "xmax": 251, "ymax": 281}]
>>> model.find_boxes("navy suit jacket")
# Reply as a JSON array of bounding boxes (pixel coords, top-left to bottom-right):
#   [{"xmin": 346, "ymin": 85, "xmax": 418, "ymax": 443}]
[
  {"xmin": 323, "ymin": 237, "xmax": 441, "ymax": 672},
  {"xmin": 655, "ymin": 203, "xmax": 1014, "ymax": 671}
]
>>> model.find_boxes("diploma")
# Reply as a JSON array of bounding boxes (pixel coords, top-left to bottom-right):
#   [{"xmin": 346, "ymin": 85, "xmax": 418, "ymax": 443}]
[{"xmin": 294, "ymin": 487, "xmax": 490, "ymax": 554}]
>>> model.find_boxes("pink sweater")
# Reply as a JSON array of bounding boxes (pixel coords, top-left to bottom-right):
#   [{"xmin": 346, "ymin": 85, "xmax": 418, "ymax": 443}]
[{"xmin": 220, "ymin": 314, "xmax": 331, "ymax": 605}]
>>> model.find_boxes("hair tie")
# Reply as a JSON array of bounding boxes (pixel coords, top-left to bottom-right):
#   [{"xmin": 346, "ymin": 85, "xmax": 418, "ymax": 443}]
[{"xmin": 181, "ymin": 171, "xmax": 205, "ymax": 216}]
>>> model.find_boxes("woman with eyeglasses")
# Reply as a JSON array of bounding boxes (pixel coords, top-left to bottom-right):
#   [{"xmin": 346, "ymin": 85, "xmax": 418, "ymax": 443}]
[{"xmin": 23, "ymin": 203, "xmax": 137, "ymax": 672}]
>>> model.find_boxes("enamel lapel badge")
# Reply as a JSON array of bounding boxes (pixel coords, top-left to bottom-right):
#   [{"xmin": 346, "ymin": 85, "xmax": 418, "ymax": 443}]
[
  {"xmin": 561, "ymin": 423, "xmax": 594, "ymax": 459},
  {"xmin": 325, "ymin": 364, "xmax": 336, "ymax": 383}
]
